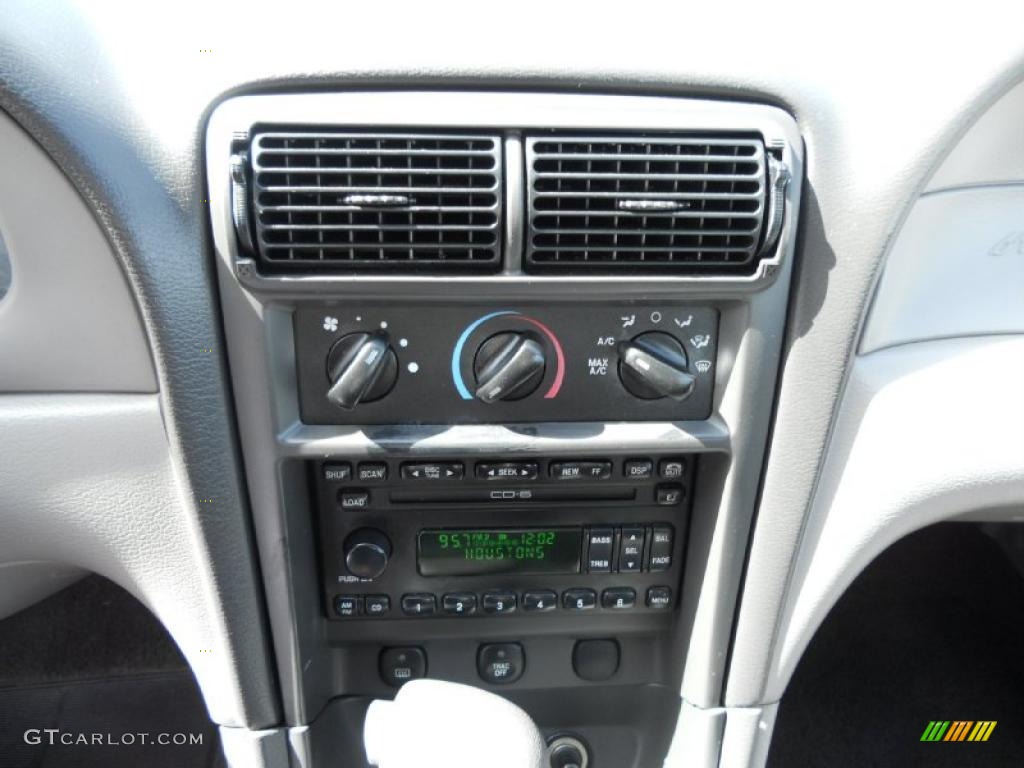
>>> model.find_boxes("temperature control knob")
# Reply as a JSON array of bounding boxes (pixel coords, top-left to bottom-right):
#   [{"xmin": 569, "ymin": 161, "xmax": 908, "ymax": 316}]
[
  {"xmin": 326, "ymin": 332, "xmax": 398, "ymax": 409},
  {"xmin": 344, "ymin": 528, "xmax": 392, "ymax": 580},
  {"xmin": 618, "ymin": 332, "xmax": 696, "ymax": 401},
  {"xmin": 473, "ymin": 332, "xmax": 547, "ymax": 403}
]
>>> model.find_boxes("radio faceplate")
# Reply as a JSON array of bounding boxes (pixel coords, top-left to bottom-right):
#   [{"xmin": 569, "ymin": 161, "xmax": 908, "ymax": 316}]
[
  {"xmin": 295, "ymin": 304, "xmax": 719, "ymax": 425},
  {"xmin": 316, "ymin": 453, "xmax": 693, "ymax": 628}
]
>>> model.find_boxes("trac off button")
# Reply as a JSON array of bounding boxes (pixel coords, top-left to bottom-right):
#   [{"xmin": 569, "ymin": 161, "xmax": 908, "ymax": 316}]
[{"xmin": 477, "ymin": 642, "xmax": 524, "ymax": 684}]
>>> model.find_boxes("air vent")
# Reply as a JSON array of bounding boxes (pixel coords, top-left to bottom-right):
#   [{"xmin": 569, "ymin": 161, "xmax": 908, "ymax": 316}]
[
  {"xmin": 245, "ymin": 132, "xmax": 502, "ymax": 272},
  {"xmin": 525, "ymin": 135, "xmax": 776, "ymax": 274}
]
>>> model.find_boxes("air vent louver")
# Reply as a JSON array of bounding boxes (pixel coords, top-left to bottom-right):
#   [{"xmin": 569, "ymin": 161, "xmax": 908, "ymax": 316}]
[
  {"xmin": 525, "ymin": 135, "xmax": 768, "ymax": 274},
  {"xmin": 249, "ymin": 132, "xmax": 502, "ymax": 272}
]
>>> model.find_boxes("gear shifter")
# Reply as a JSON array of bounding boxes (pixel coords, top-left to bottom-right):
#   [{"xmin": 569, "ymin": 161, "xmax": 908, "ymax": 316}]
[{"xmin": 364, "ymin": 679, "xmax": 547, "ymax": 768}]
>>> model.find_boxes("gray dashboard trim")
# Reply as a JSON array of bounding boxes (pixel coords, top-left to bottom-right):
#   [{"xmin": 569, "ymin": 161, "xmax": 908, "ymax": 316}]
[
  {"xmin": 0, "ymin": 109, "xmax": 156, "ymax": 393},
  {"xmin": 207, "ymin": 92, "xmax": 803, "ymax": 727}
]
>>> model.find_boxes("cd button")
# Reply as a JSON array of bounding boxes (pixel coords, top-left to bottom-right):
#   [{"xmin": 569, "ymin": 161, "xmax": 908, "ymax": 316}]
[{"xmin": 364, "ymin": 594, "xmax": 391, "ymax": 616}]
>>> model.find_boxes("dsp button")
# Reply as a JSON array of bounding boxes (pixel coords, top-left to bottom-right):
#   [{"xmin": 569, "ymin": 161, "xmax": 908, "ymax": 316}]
[
  {"xmin": 623, "ymin": 459, "xmax": 654, "ymax": 480},
  {"xmin": 647, "ymin": 526, "xmax": 674, "ymax": 572},
  {"xmin": 550, "ymin": 461, "xmax": 612, "ymax": 480},
  {"xmin": 586, "ymin": 528, "xmax": 614, "ymax": 573},
  {"xmin": 618, "ymin": 527, "xmax": 645, "ymax": 572},
  {"xmin": 477, "ymin": 642, "xmax": 524, "ymax": 685},
  {"xmin": 476, "ymin": 462, "xmax": 538, "ymax": 481},
  {"xmin": 401, "ymin": 462, "xmax": 464, "ymax": 481},
  {"xmin": 379, "ymin": 646, "xmax": 426, "ymax": 687}
]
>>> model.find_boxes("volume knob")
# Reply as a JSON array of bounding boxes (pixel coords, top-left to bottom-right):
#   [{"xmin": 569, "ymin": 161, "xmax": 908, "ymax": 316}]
[{"xmin": 344, "ymin": 528, "xmax": 392, "ymax": 581}]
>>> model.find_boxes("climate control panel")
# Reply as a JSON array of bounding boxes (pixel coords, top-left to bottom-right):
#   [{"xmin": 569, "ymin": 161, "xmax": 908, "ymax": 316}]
[{"xmin": 294, "ymin": 304, "xmax": 718, "ymax": 424}]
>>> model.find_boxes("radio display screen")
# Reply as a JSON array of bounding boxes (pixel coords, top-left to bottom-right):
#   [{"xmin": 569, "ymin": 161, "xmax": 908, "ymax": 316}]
[{"xmin": 418, "ymin": 528, "xmax": 582, "ymax": 576}]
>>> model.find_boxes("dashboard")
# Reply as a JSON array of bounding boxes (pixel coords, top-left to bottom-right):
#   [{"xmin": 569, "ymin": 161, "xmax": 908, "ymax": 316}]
[{"xmin": 0, "ymin": 4, "xmax": 1022, "ymax": 768}]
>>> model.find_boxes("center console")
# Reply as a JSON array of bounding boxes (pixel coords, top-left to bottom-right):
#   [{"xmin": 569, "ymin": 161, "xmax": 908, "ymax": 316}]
[{"xmin": 206, "ymin": 91, "xmax": 802, "ymax": 767}]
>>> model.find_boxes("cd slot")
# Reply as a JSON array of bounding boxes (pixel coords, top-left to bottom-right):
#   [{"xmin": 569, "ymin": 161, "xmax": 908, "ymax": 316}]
[{"xmin": 389, "ymin": 487, "xmax": 637, "ymax": 505}]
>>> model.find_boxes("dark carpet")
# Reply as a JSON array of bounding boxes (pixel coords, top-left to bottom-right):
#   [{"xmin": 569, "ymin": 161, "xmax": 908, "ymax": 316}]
[
  {"xmin": 769, "ymin": 523, "xmax": 1024, "ymax": 768},
  {"xmin": 0, "ymin": 576, "xmax": 223, "ymax": 768}
]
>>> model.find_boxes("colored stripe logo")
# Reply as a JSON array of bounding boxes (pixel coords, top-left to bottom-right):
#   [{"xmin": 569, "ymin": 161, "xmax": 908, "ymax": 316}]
[{"xmin": 920, "ymin": 720, "xmax": 996, "ymax": 742}]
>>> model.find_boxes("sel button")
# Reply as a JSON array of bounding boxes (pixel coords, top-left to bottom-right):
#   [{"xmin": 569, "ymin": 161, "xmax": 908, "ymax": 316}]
[{"xmin": 618, "ymin": 527, "xmax": 645, "ymax": 573}]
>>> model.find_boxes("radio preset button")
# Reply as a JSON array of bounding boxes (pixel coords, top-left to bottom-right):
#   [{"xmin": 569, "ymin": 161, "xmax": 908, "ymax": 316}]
[
  {"xmin": 323, "ymin": 462, "xmax": 352, "ymax": 482},
  {"xmin": 482, "ymin": 591, "xmax": 518, "ymax": 614},
  {"xmin": 646, "ymin": 586, "xmax": 673, "ymax": 610},
  {"xmin": 618, "ymin": 527, "xmax": 645, "ymax": 573},
  {"xmin": 522, "ymin": 590, "xmax": 557, "ymax": 612},
  {"xmin": 365, "ymin": 595, "xmax": 391, "ymax": 616},
  {"xmin": 550, "ymin": 461, "xmax": 612, "ymax": 480},
  {"xmin": 623, "ymin": 459, "xmax": 654, "ymax": 480},
  {"xmin": 357, "ymin": 462, "xmax": 388, "ymax": 482},
  {"xmin": 339, "ymin": 489, "xmax": 370, "ymax": 509},
  {"xmin": 602, "ymin": 587, "xmax": 637, "ymax": 610},
  {"xmin": 648, "ymin": 526, "xmax": 674, "ymax": 572},
  {"xmin": 476, "ymin": 462, "xmax": 539, "ymax": 481},
  {"xmin": 563, "ymin": 588, "xmax": 597, "ymax": 611},
  {"xmin": 443, "ymin": 592, "xmax": 478, "ymax": 616},
  {"xmin": 401, "ymin": 593, "xmax": 437, "ymax": 616},
  {"xmin": 656, "ymin": 484, "xmax": 684, "ymax": 506},
  {"xmin": 334, "ymin": 595, "xmax": 362, "ymax": 618},
  {"xmin": 658, "ymin": 459, "xmax": 686, "ymax": 479},
  {"xmin": 401, "ymin": 462, "xmax": 464, "ymax": 481},
  {"xmin": 586, "ymin": 528, "xmax": 615, "ymax": 573}
]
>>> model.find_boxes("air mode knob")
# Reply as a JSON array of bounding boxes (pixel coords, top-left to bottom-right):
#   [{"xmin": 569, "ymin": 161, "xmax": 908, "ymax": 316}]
[
  {"xmin": 326, "ymin": 332, "xmax": 399, "ymax": 409},
  {"xmin": 473, "ymin": 332, "xmax": 547, "ymax": 403},
  {"xmin": 618, "ymin": 332, "xmax": 696, "ymax": 401},
  {"xmin": 344, "ymin": 528, "xmax": 392, "ymax": 581}
]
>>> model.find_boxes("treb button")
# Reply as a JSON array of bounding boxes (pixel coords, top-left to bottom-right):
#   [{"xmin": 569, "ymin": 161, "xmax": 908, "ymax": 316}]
[{"xmin": 586, "ymin": 528, "xmax": 615, "ymax": 573}]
